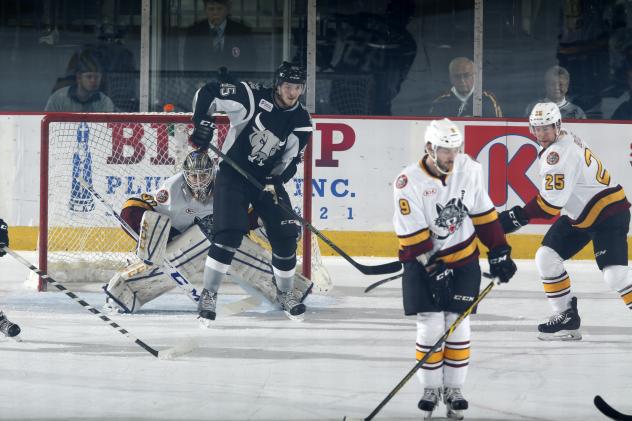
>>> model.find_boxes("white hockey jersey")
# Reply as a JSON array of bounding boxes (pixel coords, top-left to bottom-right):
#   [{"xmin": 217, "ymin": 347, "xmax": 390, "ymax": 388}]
[
  {"xmin": 149, "ymin": 173, "xmax": 214, "ymax": 233},
  {"xmin": 533, "ymin": 130, "xmax": 628, "ymax": 229},
  {"xmin": 393, "ymin": 154, "xmax": 499, "ymax": 265}
]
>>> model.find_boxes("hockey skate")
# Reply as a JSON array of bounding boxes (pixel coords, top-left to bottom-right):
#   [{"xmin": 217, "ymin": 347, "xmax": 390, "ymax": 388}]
[
  {"xmin": 276, "ymin": 288, "xmax": 306, "ymax": 321},
  {"xmin": 538, "ymin": 296, "xmax": 582, "ymax": 341},
  {"xmin": 444, "ymin": 387, "xmax": 468, "ymax": 420},
  {"xmin": 418, "ymin": 387, "xmax": 441, "ymax": 419},
  {"xmin": 0, "ymin": 311, "xmax": 21, "ymax": 338},
  {"xmin": 198, "ymin": 288, "xmax": 218, "ymax": 327}
]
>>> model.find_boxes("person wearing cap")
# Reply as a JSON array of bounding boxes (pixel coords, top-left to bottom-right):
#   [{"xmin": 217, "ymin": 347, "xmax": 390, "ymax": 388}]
[{"xmin": 45, "ymin": 52, "xmax": 115, "ymax": 112}]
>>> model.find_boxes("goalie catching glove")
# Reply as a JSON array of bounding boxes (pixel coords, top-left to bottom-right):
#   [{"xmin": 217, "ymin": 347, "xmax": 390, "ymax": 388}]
[
  {"xmin": 487, "ymin": 245, "xmax": 517, "ymax": 283},
  {"xmin": 190, "ymin": 119, "xmax": 215, "ymax": 149},
  {"xmin": 499, "ymin": 205, "xmax": 529, "ymax": 234}
]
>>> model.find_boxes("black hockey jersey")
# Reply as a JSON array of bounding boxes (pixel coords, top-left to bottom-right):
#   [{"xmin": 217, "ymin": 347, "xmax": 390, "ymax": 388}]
[{"xmin": 192, "ymin": 81, "xmax": 313, "ymax": 182}]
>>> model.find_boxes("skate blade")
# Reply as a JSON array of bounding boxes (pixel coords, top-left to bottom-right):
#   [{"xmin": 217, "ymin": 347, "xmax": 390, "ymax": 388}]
[
  {"xmin": 447, "ymin": 409, "xmax": 464, "ymax": 420},
  {"xmin": 538, "ymin": 330, "xmax": 582, "ymax": 341},
  {"xmin": 285, "ymin": 310, "xmax": 305, "ymax": 322},
  {"xmin": 422, "ymin": 409, "xmax": 434, "ymax": 419},
  {"xmin": 198, "ymin": 317, "xmax": 214, "ymax": 328}
]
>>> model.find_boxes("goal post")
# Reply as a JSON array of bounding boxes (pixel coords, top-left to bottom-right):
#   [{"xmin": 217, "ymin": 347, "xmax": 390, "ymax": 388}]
[{"xmin": 38, "ymin": 112, "xmax": 315, "ymax": 291}]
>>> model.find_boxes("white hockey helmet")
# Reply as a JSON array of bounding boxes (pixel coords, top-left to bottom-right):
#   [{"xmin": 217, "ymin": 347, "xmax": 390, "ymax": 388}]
[
  {"xmin": 529, "ymin": 102, "xmax": 562, "ymax": 129},
  {"xmin": 182, "ymin": 150, "xmax": 216, "ymax": 202},
  {"xmin": 425, "ymin": 118, "xmax": 463, "ymax": 149}
]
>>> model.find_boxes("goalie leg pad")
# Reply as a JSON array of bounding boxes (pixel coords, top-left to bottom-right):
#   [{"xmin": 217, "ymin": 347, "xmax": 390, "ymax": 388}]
[
  {"xmin": 165, "ymin": 224, "xmax": 212, "ymax": 286},
  {"xmin": 137, "ymin": 211, "xmax": 172, "ymax": 264},
  {"xmin": 104, "ymin": 261, "xmax": 153, "ymax": 313},
  {"xmin": 105, "ymin": 225, "xmax": 212, "ymax": 313},
  {"xmin": 230, "ymin": 234, "xmax": 313, "ymax": 305}
]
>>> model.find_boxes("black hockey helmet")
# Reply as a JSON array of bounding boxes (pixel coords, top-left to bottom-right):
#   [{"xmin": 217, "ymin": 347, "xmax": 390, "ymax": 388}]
[{"xmin": 274, "ymin": 61, "xmax": 306, "ymax": 87}]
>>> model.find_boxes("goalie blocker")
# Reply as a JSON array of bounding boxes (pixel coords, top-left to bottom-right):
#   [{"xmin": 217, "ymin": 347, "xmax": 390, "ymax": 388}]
[{"xmin": 104, "ymin": 210, "xmax": 314, "ymax": 314}]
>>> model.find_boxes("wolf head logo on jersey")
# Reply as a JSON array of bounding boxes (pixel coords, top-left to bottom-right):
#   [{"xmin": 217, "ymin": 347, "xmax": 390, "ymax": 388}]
[
  {"xmin": 247, "ymin": 113, "xmax": 286, "ymax": 166},
  {"xmin": 434, "ymin": 197, "xmax": 468, "ymax": 240}
]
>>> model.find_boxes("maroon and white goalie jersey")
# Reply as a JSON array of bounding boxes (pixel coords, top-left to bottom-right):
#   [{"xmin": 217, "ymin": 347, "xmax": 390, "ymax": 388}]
[{"xmin": 393, "ymin": 153, "xmax": 500, "ymax": 266}]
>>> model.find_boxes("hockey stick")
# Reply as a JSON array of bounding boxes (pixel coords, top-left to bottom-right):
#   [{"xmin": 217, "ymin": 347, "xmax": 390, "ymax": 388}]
[
  {"xmin": 1, "ymin": 247, "xmax": 193, "ymax": 359},
  {"xmin": 595, "ymin": 395, "xmax": 632, "ymax": 420},
  {"xmin": 78, "ymin": 178, "xmax": 201, "ymax": 304},
  {"xmin": 204, "ymin": 141, "xmax": 401, "ymax": 276},
  {"xmin": 343, "ymin": 273, "xmax": 498, "ymax": 421},
  {"xmin": 364, "ymin": 273, "xmax": 402, "ymax": 293}
]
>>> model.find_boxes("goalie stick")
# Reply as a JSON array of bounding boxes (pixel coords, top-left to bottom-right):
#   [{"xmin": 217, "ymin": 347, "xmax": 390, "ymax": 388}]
[
  {"xmin": 2, "ymin": 247, "xmax": 192, "ymax": 359},
  {"xmin": 203, "ymin": 141, "xmax": 402, "ymax": 276},
  {"xmin": 343, "ymin": 273, "xmax": 498, "ymax": 421},
  {"xmin": 595, "ymin": 395, "xmax": 632, "ymax": 421}
]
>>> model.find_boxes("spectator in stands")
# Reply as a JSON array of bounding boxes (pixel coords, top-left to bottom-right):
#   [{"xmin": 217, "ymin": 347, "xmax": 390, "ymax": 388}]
[
  {"xmin": 611, "ymin": 61, "xmax": 632, "ymax": 119},
  {"xmin": 50, "ymin": 26, "xmax": 138, "ymax": 112},
  {"xmin": 45, "ymin": 52, "xmax": 115, "ymax": 112},
  {"xmin": 183, "ymin": 0, "xmax": 254, "ymax": 73},
  {"xmin": 525, "ymin": 65, "xmax": 586, "ymax": 119},
  {"xmin": 429, "ymin": 57, "xmax": 503, "ymax": 117}
]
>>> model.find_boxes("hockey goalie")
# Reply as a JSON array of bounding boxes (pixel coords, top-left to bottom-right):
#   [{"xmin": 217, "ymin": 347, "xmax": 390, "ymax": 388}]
[{"xmin": 103, "ymin": 150, "xmax": 331, "ymax": 318}]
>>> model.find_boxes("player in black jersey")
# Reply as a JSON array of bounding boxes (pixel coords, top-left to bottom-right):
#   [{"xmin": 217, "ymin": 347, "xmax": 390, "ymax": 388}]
[
  {"xmin": 189, "ymin": 62, "xmax": 312, "ymax": 322},
  {"xmin": 0, "ymin": 218, "xmax": 21, "ymax": 337}
]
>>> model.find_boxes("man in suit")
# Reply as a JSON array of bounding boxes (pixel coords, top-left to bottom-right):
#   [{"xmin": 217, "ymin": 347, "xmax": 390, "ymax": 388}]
[{"xmin": 183, "ymin": 0, "xmax": 254, "ymax": 73}]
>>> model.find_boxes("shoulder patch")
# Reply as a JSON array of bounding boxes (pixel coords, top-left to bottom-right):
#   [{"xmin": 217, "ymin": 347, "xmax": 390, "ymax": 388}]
[
  {"xmin": 546, "ymin": 151, "xmax": 560, "ymax": 165},
  {"xmin": 396, "ymin": 174, "xmax": 408, "ymax": 189},
  {"xmin": 259, "ymin": 98, "xmax": 273, "ymax": 112},
  {"xmin": 155, "ymin": 189, "xmax": 169, "ymax": 204}
]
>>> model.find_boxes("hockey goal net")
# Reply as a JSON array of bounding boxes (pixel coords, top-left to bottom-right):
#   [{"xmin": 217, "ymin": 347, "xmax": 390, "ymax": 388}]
[{"xmin": 37, "ymin": 112, "xmax": 321, "ymax": 291}]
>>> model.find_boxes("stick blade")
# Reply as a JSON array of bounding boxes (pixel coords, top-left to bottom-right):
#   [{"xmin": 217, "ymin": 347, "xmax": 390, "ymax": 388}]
[
  {"xmin": 342, "ymin": 417, "xmax": 364, "ymax": 421},
  {"xmin": 594, "ymin": 395, "xmax": 632, "ymax": 420},
  {"xmin": 356, "ymin": 260, "xmax": 401, "ymax": 275},
  {"xmin": 158, "ymin": 338, "xmax": 197, "ymax": 360}
]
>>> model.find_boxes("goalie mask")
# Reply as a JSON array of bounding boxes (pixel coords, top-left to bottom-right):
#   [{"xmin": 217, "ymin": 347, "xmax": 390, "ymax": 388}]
[
  {"xmin": 424, "ymin": 118, "xmax": 463, "ymax": 175},
  {"xmin": 182, "ymin": 151, "xmax": 215, "ymax": 202}
]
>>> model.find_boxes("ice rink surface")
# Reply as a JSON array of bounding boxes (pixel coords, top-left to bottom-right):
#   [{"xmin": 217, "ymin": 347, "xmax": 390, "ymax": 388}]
[{"xmin": 0, "ymin": 253, "xmax": 631, "ymax": 421}]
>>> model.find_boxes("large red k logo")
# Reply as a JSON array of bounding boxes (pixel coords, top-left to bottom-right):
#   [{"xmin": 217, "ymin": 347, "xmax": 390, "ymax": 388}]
[{"xmin": 465, "ymin": 125, "xmax": 540, "ymax": 208}]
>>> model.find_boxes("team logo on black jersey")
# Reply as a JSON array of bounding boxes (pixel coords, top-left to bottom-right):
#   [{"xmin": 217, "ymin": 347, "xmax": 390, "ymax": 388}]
[
  {"xmin": 248, "ymin": 113, "xmax": 285, "ymax": 166},
  {"xmin": 434, "ymin": 197, "xmax": 468, "ymax": 239}
]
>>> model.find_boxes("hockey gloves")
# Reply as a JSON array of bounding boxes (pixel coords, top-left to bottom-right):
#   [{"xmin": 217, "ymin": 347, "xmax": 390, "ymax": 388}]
[
  {"xmin": 499, "ymin": 205, "xmax": 529, "ymax": 234},
  {"xmin": 0, "ymin": 218, "xmax": 8, "ymax": 256},
  {"xmin": 488, "ymin": 245, "xmax": 517, "ymax": 283},
  {"xmin": 190, "ymin": 119, "xmax": 215, "ymax": 150},
  {"xmin": 427, "ymin": 260, "xmax": 454, "ymax": 308},
  {"xmin": 263, "ymin": 175, "xmax": 283, "ymax": 205}
]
